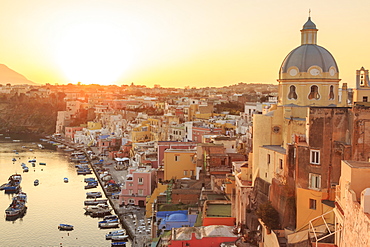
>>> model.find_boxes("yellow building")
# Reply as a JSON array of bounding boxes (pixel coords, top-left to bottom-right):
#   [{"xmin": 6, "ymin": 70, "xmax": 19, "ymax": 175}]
[
  {"xmin": 131, "ymin": 122, "xmax": 151, "ymax": 143},
  {"xmin": 251, "ymin": 16, "xmax": 350, "ymax": 244},
  {"xmin": 87, "ymin": 121, "xmax": 102, "ymax": 130},
  {"xmin": 163, "ymin": 149, "xmax": 197, "ymax": 181}
]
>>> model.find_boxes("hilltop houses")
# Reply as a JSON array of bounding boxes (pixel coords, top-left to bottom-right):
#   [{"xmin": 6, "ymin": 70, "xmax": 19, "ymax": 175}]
[{"xmin": 22, "ymin": 16, "xmax": 370, "ymax": 247}]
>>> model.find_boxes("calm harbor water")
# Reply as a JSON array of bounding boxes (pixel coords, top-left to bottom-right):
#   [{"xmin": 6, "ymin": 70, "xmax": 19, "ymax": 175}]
[{"xmin": 0, "ymin": 134, "xmax": 131, "ymax": 247}]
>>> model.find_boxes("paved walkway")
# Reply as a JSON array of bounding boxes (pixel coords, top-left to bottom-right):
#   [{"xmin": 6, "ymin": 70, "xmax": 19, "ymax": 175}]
[
  {"xmin": 89, "ymin": 148, "xmax": 152, "ymax": 247},
  {"xmin": 51, "ymin": 138, "xmax": 152, "ymax": 247}
]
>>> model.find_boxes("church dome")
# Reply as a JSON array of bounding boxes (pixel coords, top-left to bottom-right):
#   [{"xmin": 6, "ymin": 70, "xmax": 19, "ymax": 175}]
[
  {"xmin": 280, "ymin": 44, "xmax": 338, "ymax": 74},
  {"xmin": 302, "ymin": 17, "xmax": 316, "ymax": 30}
]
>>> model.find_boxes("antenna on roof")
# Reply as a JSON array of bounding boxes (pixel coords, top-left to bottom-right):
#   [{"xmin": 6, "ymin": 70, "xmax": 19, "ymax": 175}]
[{"xmin": 309, "ymin": 9, "xmax": 311, "ymax": 17}]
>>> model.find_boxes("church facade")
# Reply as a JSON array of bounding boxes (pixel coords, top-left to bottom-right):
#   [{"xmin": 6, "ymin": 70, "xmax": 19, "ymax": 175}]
[{"xmin": 250, "ymin": 17, "xmax": 370, "ymax": 246}]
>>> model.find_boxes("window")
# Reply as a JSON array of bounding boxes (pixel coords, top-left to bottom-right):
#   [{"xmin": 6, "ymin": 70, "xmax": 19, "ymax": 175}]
[
  {"xmin": 363, "ymin": 96, "xmax": 368, "ymax": 102},
  {"xmin": 138, "ymin": 177, "xmax": 143, "ymax": 184},
  {"xmin": 329, "ymin": 85, "xmax": 334, "ymax": 100},
  {"xmin": 309, "ymin": 199, "xmax": 317, "ymax": 210},
  {"xmin": 190, "ymin": 170, "xmax": 194, "ymax": 176},
  {"xmin": 129, "ymin": 189, "xmax": 133, "ymax": 195},
  {"xmin": 184, "ymin": 170, "xmax": 188, "ymax": 176},
  {"xmin": 138, "ymin": 189, "xmax": 143, "ymax": 196},
  {"xmin": 129, "ymin": 183, "xmax": 133, "ymax": 187},
  {"xmin": 309, "ymin": 173, "xmax": 321, "ymax": 190},
  {"xmin": 310, "ymin": 150, "xmax": 320, "ymax": 165},
  {"xmin": 308, "ymin": 85, "xmax": 320, "ymax": 100},
  {"xmin": 279, "ymin": 159, "xmax": 283, "ymax": 169},
  {"xmin": 175, "ymin": 155, "xmax": 180, "ymax": 161},
  {"xmin": 288, "ymin": 85, "xmax": 298, "ymax": 99},
  {"xmin": 267, "ymin": 154, "xmax": 271, "ymax": 164}
]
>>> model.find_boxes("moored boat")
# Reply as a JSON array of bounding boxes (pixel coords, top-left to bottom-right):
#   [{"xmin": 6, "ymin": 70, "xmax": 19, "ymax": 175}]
[
  {"xmin": 1, "ymin": 174, "xmax": 22, "ymax": 193},
  {"xmin": 78, "ymin": 169, "xmax": 92, "ymax": 175},
  {"xmin": 5, "ymin": 192, "xmax": 27, "ymax": 218},
  {"xmin": 34, "ymin": 179, "xmax": 39, "ymax": 186},
  {"xmin": 98, "ymin": 220, "xmax": 119, "ymax": 228},
  {"xmin": 84, "ymin": 204, "xmax": 111, "ymax": 214},
  {"xmin": 90, "ymin": 209, "xmax": 112, "ymax": 217},
  {"xmin": 111, "ymin": 241, "xmax": 126, "ymax": 247},
  {"xmin": 86, "ymin": 191, "xmax": 102, "ymax": 198},
  {"xmin": 85, "ymin": 181, "xmax": 98, "ymax": 189},
  {"xmin": 58, "ymin": 224, "xmax": 74, "ymax": 231},
  {"xmin": 110, "ymin": 235, "xmax": 129, "ymax": 241},
  {"xmin": 105, "ymin": 229, "xmax": 126, "ymax": 240},
  {"xmin": 64, "ymin": 177, "xmax": 68, "ymax": 183},
  {"xmin": 84, "ymin": 177, "xmax": 97, "ymax": 183},
  {"xmin": 84, "ymin": 199, "xmax": 108, "ymax": 205},
  {"xmin": 104, "ymin": 215, "xmax": 119, "ymax": 221},
  {"xmin": 39, "ymin": 162, "xmax": 46, "ymax": 165}
]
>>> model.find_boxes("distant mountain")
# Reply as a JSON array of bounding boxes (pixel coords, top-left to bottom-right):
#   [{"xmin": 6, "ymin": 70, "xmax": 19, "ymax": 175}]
[{"xmin": 0, "ymin": 64, "xmax": 36, "ymax": 85}]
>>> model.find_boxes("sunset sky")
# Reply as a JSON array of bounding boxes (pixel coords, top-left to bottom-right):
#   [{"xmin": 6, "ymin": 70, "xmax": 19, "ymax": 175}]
[{"xmin": 1, "ymin": 0, "xmax": 369, "ymax": 88}]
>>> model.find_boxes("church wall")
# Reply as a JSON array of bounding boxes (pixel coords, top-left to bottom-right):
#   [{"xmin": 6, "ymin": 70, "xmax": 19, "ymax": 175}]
[{"xmin": 351, "ymin": 106, "xmax": 370, "ymax": 161}]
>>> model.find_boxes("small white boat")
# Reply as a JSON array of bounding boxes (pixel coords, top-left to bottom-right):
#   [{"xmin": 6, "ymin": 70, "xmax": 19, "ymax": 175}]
[
  {"xmin": 84, "ymin": 204, "xmax": 111, "ymax": 214},
  {"xmin": 34, "ymin": 179, "xmax": 39, "ymax": 186},
  {"xmin": 110, "ymin": 234, "xmax": 129, "ymax": 241},
  {"xmin": 104, "ymin": 215, "xmax": 118, "ymax": 221},
  {"xmin": 58, "ymin": 224, "xmax": 74, "ymax": 231},
  {"xmin": 64, "ymin": 178, "xmax": 68, "ymax": 183},
  {"xmin": 98, "ymin": 220, "xmax": 119, "ymax": 228}
]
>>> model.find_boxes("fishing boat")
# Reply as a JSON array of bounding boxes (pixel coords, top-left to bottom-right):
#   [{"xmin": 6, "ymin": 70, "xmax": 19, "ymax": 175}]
[
  {"xmin": 111, "ymin": 241, "xmax": 126, "ymax": 247},
  {"xmin": 12, "ymin": 158, "xmax": 16, "ymax": 162},
  {"xmin": 34, "ymin": 179, "xmax": 39, "ymax": 186},
  {"xmin": 104, "ymin": 215, "xmax": 119, "ymax": 221},
  {"xmin": 98, "ymin": 220, "xmax": 119, "ymax": 228},
  {"xmin": 58, "ymin": 224, "xmax": 74, "ymax": 231},
  {"xmin": 1, "ymin": 174, "xmax": 22, "ymax": 193},
  {"xmin": 105, "ymin": 229, "xmax": 126, "ymax": 240},
  {"xmin": 39, "ymin": 162, "xmax": 46, "ymax": 166},
  {"xmin": 84, "ymin": 204, "xmax": 111, "ymax": 214},
  {"xmin": 110, "ymin": 235, "xmax": 129, "ymax": 241},
  {"xmin": 84, "ymin": 181, "xmax": 98, "ymax": 189},
  {"xmin": 64, "ymin": 177, "xmax": 69, "ymax": 183},
  {"xmin": 23, "ymin": 166, "xmax": 29, "ymax": 172},
  {"xmin": 84, "ymin": 177, "xmax": 97, "ymax": 183},
  {"xmin": 86, "ymin": 191, "xmax": 102, "ymax": 198},
  {"xmin": 5, "ymin": 192, "xmax": 27, "ymax": 217},
  {"xmin": 84, "ymin": 199, "xmax": 108, "ymax": 206},
  {"xmin": 77, "ymin": 168, "xmax": 92, "ymax": 175},
  {"xmin": 28, "ymin": 159, "xmax": 36, "ymax": 163},
  {"xmin": 90, "ymin": 209, "xmax": 112, "ymax": 217}
]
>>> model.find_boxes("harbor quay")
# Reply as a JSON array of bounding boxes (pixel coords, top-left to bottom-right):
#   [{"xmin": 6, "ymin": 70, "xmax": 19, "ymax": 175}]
[
  {"xmin": 88, "ymin": 149, "xmax": 152, "ymax": 246},
  {"xmin": 51, "ymin": 138, "xmax": 151, "ymax": 247}
]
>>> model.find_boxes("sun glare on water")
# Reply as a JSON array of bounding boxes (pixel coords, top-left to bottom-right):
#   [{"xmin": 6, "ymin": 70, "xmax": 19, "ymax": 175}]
[{"xmin": 55, "ymin": 22, "xmax": 134, "ymax": 85}]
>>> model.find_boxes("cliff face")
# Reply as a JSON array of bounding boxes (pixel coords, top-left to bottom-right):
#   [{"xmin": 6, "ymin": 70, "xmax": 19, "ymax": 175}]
[{"xmin": 0, "ymin": 94, "xmax": 64, "ymax": 134}]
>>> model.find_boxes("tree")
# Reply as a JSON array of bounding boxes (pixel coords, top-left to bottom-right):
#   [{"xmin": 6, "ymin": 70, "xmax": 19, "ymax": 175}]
[{"xmin": 256, "ymin": 201, "xmax": 280, "ymax": 231}]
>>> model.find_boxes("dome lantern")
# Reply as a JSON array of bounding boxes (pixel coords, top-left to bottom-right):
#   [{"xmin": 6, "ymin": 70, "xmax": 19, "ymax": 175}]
[{"xmin": 301, "ymin": 17, "xmax": 318, "ymax": 45}]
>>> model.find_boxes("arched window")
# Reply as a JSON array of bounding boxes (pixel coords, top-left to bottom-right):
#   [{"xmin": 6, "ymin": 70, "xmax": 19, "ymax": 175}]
[
  {"xmin": 308, "ymin": 85, "xmax": 320, "ymax": 100},
  {"xmin": 329, "ymin": 85, "xmax": 334, "ymax": 100},
  {"xmin": 288, "ymin": 85, "xmax": 298, "ymax": 99}
]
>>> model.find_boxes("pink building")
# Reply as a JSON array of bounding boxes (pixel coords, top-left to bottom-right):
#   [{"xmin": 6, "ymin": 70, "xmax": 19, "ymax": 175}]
[
  {"xmin": 119, "ymin": 167, "xmax": 155, "ymax": 207},
  {"xmin": 64, "ymin": 126, "xmax": 83, "ymax": 142}
]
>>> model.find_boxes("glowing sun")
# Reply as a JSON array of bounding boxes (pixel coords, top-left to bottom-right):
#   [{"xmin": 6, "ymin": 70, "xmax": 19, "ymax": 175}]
[{"xmin": 55, "ymin": 22, "xmax": 133, "ymax": 85}]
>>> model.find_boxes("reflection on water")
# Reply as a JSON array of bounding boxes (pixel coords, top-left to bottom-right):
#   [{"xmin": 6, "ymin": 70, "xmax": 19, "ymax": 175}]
[{"xmin": 0, "ymin": 135, "xmax": 131, "ymax": 247}]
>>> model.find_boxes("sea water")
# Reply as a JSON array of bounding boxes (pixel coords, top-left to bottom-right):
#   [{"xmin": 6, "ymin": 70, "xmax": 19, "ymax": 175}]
[{"xmin": 0, "ymin": 134, "xmax": 131, "ymax": 247}]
